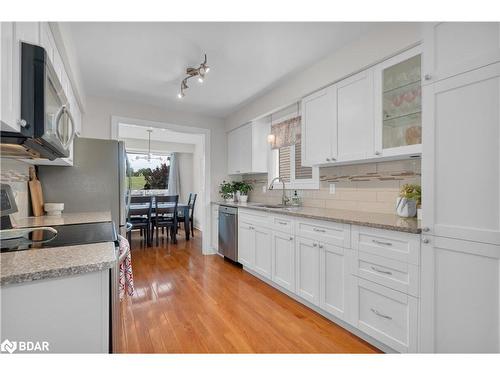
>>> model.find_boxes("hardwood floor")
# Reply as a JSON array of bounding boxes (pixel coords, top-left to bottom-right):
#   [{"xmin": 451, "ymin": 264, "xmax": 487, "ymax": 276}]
[{"xmin": 118, "ymin": 229, "xmax": 381, "ymax": 353}]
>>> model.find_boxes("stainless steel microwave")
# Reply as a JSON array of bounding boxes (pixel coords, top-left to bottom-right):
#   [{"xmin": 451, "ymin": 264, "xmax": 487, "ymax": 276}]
[{"xmin": 0, "ymin": 42, "xmax": 75, "ymax": 160}]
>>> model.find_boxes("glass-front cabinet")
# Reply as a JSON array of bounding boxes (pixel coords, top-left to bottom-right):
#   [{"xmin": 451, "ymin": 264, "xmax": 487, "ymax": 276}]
[{"xmin": 374, "ymin": 45, "xmax": 422, "ymax": 157}]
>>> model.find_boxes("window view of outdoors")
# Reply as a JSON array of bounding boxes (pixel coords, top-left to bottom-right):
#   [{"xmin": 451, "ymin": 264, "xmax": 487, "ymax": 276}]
[{"xmin": 127, "ymin": 153, "xmax": 171, "ymax": 191}]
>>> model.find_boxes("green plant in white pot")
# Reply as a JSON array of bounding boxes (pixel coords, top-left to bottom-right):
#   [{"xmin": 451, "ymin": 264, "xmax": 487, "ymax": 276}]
[
  {"xmin": 219, "ymin": 181, "xmax": 235, "ymax": 203},
  {"xmin": 396, "ymin": 184, "xmax": 421, "ymax": 218},
  {"xmin": 237, "ymin": 182, "xmax": 253, "ymax": 203}
]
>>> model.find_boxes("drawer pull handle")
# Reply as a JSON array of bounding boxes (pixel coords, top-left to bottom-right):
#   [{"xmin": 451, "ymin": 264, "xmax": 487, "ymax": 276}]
[
  {"xmin": 313, "ymin": 228, "xmax": 326, "ymax": 233},
  {"xmin": 372, "ymin": 239, "xmax": 393, "ymax": 246},
  {"xmin": 371, "ymin": 266, "xmax": 393, "ymax": 275},
  {"xmin": 313, "ymin": 242, "xmax": 318, "ymax": 247},
  {"xmin": 277, "ymin": 221, "xmax": 288, "ymax": 225},
  {"xmin": 370, "ymin": 308, "xmax": 392, "ymax": 320}
]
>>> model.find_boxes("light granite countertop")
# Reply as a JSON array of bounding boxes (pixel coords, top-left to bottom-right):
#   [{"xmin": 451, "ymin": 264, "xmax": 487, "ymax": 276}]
[
  {"xmin": 1, "ymin": 211, "xmax": 116, "ymax": 286},
  {"xmin": 12, "ymin": 211, "xmax": 112, "ymax": 228},
  {"xmin": 213, "ymin": 201, "xmax": 421, "ymax": 234},
  {"xmin": 1, "ymin": 242, "xmax": 116, "ymax": 286}
]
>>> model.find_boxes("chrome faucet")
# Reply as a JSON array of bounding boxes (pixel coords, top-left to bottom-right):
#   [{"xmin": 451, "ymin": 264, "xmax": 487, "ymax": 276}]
[{"xmin": 268, "ymin": 177, "xmax": 289, "ymax": 206}]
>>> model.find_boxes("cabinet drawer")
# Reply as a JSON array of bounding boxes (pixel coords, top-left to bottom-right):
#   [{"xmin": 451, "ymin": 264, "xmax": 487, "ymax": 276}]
[
  {"xmin": 272, "ymin": 215, "xmax": 294, "ymax": 234},
  {"xmin": 296, "ymin": 219, "xmax": 350, "ymax": 248},
  {"xmin": 355, "ymin": 278, "xmax": 418, "ymax": 353},
  {"xmin": 354, "ymin": 251, "xmax": 420, "ymax": 297},
  {"xmin": 351, "ymin": 226, "xmax": 420, "ymax": 265},
  {"xmin": 239, "ymin": 208, "xmax": 272, "ymax": 227}
]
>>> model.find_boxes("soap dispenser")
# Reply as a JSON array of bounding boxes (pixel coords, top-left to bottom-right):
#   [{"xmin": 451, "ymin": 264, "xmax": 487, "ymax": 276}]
[{"xmin": 291, "ymin": 190, "xmax": 301, "ymax": 206}]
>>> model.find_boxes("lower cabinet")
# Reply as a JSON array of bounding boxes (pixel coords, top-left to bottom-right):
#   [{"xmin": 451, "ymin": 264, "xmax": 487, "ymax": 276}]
[
  {"xmin": 253, "ymin": 226, "xmax": 272, "ymax": 279},
  {"xmin": 295, "ymin": 237, "xmax": 320, "ymax": 305},
  {"xmin": 319, "ymin": 243, "xmax": 354, "ymax": 323},
  {"xmin": 272, "ymin": 231, "xmax": 295, "ymax": 293},
  {"xmin": 238, "ymin": 221, "xmax": 255, "ymax": 268},
  {"xmin": 352, "ymin": 277, "xmax": 418, "ymax": 353},
  {"xmin": 420, "ymin": 236, "xmax": 500, "ymax": 353}
]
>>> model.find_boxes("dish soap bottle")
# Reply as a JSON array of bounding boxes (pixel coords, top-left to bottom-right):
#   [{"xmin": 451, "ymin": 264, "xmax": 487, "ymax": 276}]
[{"xmin": 291, "ymin": 190, "xmax": 301, "ymax": 206}]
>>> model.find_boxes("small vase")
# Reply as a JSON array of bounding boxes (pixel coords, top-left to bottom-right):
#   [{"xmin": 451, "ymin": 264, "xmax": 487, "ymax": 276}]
[
  {"xmin": 225, "ymin": 196, "xmax": 234, "ymax": 203},
  {"xmin": 239, "ymin": 195, "xmax": 248, "ymax": 203},
  {"xmin": 396, "ymin": 197, "xmax": 417, "ymax": 218}
]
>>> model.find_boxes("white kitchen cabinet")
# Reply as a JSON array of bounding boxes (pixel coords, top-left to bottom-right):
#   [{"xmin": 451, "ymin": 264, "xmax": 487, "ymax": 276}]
[
  {"xmin": 253, "ymin": 226, "xmax": 272, "ymax": 279},
  {"xmin": 1, "ymin": 270, "xmax": 110, "ymax": 353},
  {"xmin": 271, "ymin": 231, "xmax": 295, "ymax": 293},
  {"xmin": 420, "ymin": 236, "xmax": 500, "ymax": 353},
  {"xmin": 423, "ymin": 22, "xmax": 500, "ymax": 85},
  {"xmin": 374, "ymin": 45, "xmax": 422, "ymax": 158},
  {"xmin": 335, "ymin": 69, "xmax": 375, "ymax": 162},
  {"xmin": 353, "ymin": 277, "xmax": 418, "ymax": 353},
  {"xmin": 227, "ymin": 119, "xmax": 269, "ymax": 175},
  {"xmin": 238, "ymin": 220, "xmax": 255, "ymax": 268},
  {"xmin": 0, "ymin": 22, "xmax": 39, "ymax": 133},
  {"xmin": 301, "ymin": 87, "xmax": 336, "ymax": 166},
  {"xmin": 319, "ymin": 243, "xmax": 353, "ymax": 322},
  {"xmin": 422, "ymin": 62, "xmax": 500, "ymax": 245},
  {"xmin": 211, "ymin": 204, "xmax": 219, "ymax": 253},
  {"xmin": 295, "ymin": 236, "xmax": 320, "ymax": 305}
]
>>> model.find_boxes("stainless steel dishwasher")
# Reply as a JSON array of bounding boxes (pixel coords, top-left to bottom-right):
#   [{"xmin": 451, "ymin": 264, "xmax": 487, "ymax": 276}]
[{"xmin": 218, "ymin": 205, "xmax": 238, "ymax": 262}]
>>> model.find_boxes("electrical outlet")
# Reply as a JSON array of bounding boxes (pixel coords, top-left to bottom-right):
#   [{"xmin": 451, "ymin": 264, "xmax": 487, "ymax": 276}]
[
  {"xmin": 262, "ymin": 185, "xmax": 267, "ymax": 193},
  {"xmin": 329, "ymin": 183, "xmax": 336, "ymax": 195}
]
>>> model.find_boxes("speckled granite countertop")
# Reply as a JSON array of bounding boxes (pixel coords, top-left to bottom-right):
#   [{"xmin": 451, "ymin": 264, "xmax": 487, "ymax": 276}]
[
  {"xmin": 213, "ymin": 201, "xmax": 421, "ymax": 234},
  {"xmin": 1, "ymin": 211, "xmax": 116, "ymax": 286},
  {"xmin": 1, "ymin": 242, "xmax": 116, "ymax": 286},
  {"xmin": 13, "ymin": 211, "xmax": 112, "ymax": 228}
]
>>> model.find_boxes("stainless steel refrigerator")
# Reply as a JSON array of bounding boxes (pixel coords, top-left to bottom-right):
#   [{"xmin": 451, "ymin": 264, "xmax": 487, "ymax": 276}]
[{"xmin": 39, "ymin": 137, "xmax": 129, "ymax": 236}]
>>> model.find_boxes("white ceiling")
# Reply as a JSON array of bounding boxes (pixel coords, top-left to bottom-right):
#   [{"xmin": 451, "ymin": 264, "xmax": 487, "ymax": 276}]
[
  {"xmin": 118, "ymin": 123, "xmax": 203, "ymax": 144},
  {"xmin": 62, "ymin": 22, "xmax": 375, "ymax": 117}
]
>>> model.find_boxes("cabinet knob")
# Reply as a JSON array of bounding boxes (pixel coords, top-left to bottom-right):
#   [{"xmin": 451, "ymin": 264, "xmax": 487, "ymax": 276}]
[
  {"xmin": 319, "ymin": 244, "xmax": 324, "ymax": 249},
  {"xmin": 17, "ymin": 119, "xmax": 28, "ymax": 128},
  {"xmin": 326, "ymin": 158, "xmax": 330, "ymax": 162},
  {"xmin": 289, "ymin": 237, "xmax": 293, "ymax": 241},
  {"xmin": 422, "ymin": 227, "xmax": 430, "ymax": 232},
  {"xmin": 424, "ymin": 74, "xmax": 432, "ymax": 81},
  {"xmin": 422, "ymin": 238, "xmax": 430, "ymax": 244},
  {"xmin": 374, "ymin": 151, "xmax": 381, "ymax": 156},
  {"xmin": 331, "ymin": 157, "xmax": 336, "ymax": 161},
  {"xmin": 313, "ymin": 242, "xmax": 318, "ymax": 247}
]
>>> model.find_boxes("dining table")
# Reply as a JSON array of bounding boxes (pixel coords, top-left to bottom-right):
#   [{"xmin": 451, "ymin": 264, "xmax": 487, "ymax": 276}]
[{"xmin": 128, "ymin": 202, "xmax": 191, "ymax": 244}]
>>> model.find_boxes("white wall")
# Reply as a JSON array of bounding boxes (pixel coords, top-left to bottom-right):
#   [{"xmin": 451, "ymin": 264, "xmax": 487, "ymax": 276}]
[
  {"xmin": 82, "ymin": 95, "xmax": 227, "ymax": 201},
  {"xmin": 225, "ymin": 23, "xmax": 422, "ymax": 130}
]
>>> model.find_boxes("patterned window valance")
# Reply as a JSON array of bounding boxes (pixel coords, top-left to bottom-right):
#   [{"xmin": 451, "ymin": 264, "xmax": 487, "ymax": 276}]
[{"xmin": 270, "ymin": 116, "xmax": 301, "ymax": 150}]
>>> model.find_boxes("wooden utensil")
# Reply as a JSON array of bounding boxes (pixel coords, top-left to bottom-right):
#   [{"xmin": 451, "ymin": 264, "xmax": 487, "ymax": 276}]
[{"xmin": 29, "ymin": 167, "xmax": 44, "ymax": 217}]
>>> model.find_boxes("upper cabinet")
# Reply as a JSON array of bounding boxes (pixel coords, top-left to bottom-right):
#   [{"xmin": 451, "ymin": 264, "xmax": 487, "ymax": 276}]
[
  {"xmin": 423, "ymin": 22, "xmax": 500, "ymax": 85},
  {"xmin": 1, "ymin": 22, "xmax": 40, "ymax": 133},
  {"xmin": 301, "ymin": 46, "xmax": 421, "ymax": 167},
  {"xmin": 301, "ymin": 88, "xmax": 336, "ymax": 166},
  {"xmin": 227, "ymin": 119, "xmax": 270, "ymax": 175},
  {"xmin": 374, "ymin": 46, "xmax": 422, "ymax": 157}
]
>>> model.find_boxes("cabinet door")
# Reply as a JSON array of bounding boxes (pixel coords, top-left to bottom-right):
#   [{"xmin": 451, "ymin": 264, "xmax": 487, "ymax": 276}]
[
  {"xmin": 422, "ymin": 62, "xmax": 500, "ymax": 245},
  {"xmin": 253, "ymin": 226, "xmax": 272, "ymax": 279},
  {"xmin": 227, "ymin": 124, "xmax": 252, "ymax": 174},
  {"xmin": 251, "ymin": 118, "xmax": 270, "ymax": 173},
  {"xmin": 272, "ymin": 231, "xmax": 295, "ymax": 292},
  {"xmin": 295, "ymin": 237, "xmax": 320, "ymax": 305},
  {"xmin": 238, "ymin": 222, "xmax": 255, "ymax": 268},
  {"xmin": 336, "ymin": 69, "xmax": 375, "ymax": 162},
  {"xmin": 1, "ymin": 22, "xmax": 39, "ymax": 132},
  {"xmin": 423, "ymin": 22, "xmax": 500, "ymax": 84},
  {"xmin": 319, "ymin": 243, "xmax": 353, "ymax": 321},
  {"xmin": 301, "ymin": 87, "xmax": 336, "ymax": 166},
  {"xmin": 211, "ymin": 205, "xmax": 219, "ymax": 252},
  {"xmin": 374, "ymin": 46, "xmax": 422, "ymax": 157},
  {"xmin": 420, "ymin": 236, "xmax": 500, "ymax": 353}
]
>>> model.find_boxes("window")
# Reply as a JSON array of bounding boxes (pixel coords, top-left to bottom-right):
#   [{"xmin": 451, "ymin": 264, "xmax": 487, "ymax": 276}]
[
  {"xmin": 270, "ymin": 135, "xmax": 319, "ymax": 190},
  {"xmin": 127, "ymin": 152, "xmax": 171, "ymax": 193}
]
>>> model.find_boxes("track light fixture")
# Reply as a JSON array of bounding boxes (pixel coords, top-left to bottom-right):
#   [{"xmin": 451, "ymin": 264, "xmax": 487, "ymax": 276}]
[{"xmin": 177, "ymin": 54, "xmax": 210, "ymax": 99}]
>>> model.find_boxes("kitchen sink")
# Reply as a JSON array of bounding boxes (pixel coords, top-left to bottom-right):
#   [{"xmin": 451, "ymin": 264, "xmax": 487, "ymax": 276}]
[{"xmin": 252, "ymin": 203, "xmax": 301, "ymax": 211}]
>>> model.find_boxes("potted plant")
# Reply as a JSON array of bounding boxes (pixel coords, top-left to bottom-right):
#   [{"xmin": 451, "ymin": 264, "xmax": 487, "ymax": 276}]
[
  {"xmin": 237, "ymin": 182, "xmax": 253, "ymax": 203},
  {"xmin": 219, "ymin": 181, "xmax": 235, "ymax": 203},
  {"xmin": 396, "ymin": 184, "xmax": 421, "ymax": 218}
]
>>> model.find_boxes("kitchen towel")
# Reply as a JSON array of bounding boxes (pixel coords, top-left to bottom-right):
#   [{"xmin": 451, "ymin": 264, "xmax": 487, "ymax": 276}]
[{"xmin": 118, "ymin": 235, "xmax": 135, "ymax": 299}]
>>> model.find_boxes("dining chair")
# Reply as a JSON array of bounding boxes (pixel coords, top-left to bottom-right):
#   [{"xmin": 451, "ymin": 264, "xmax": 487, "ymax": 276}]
[
  {"xmin": 186, "ymin": 193, "xmax": 197, "ymax": 236},
  {"xmin": 128, "ymin": 195, "xmax": 153, "ymax": 247},
  {"xmin": 153, "ymin": 195, "xmax": 179, "ymax": 245}
]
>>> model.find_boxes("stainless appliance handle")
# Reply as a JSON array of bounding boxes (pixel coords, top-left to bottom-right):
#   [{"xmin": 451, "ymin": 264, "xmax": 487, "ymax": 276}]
[{"xmin": 55, "ymin": 105, "xmax": 75, "ymax": 149}]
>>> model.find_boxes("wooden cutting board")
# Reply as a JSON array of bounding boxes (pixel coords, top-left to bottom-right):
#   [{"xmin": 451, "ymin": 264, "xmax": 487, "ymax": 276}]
[{"xmin": 29, "ymin": 167, "xmax": 45, "ymax": 217}]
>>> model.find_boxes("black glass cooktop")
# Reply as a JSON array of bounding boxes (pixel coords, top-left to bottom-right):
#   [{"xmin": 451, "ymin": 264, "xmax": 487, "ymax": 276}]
[{"xmin": 0, "ymin": 221, "xmax": 118, "ymax": 253}]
